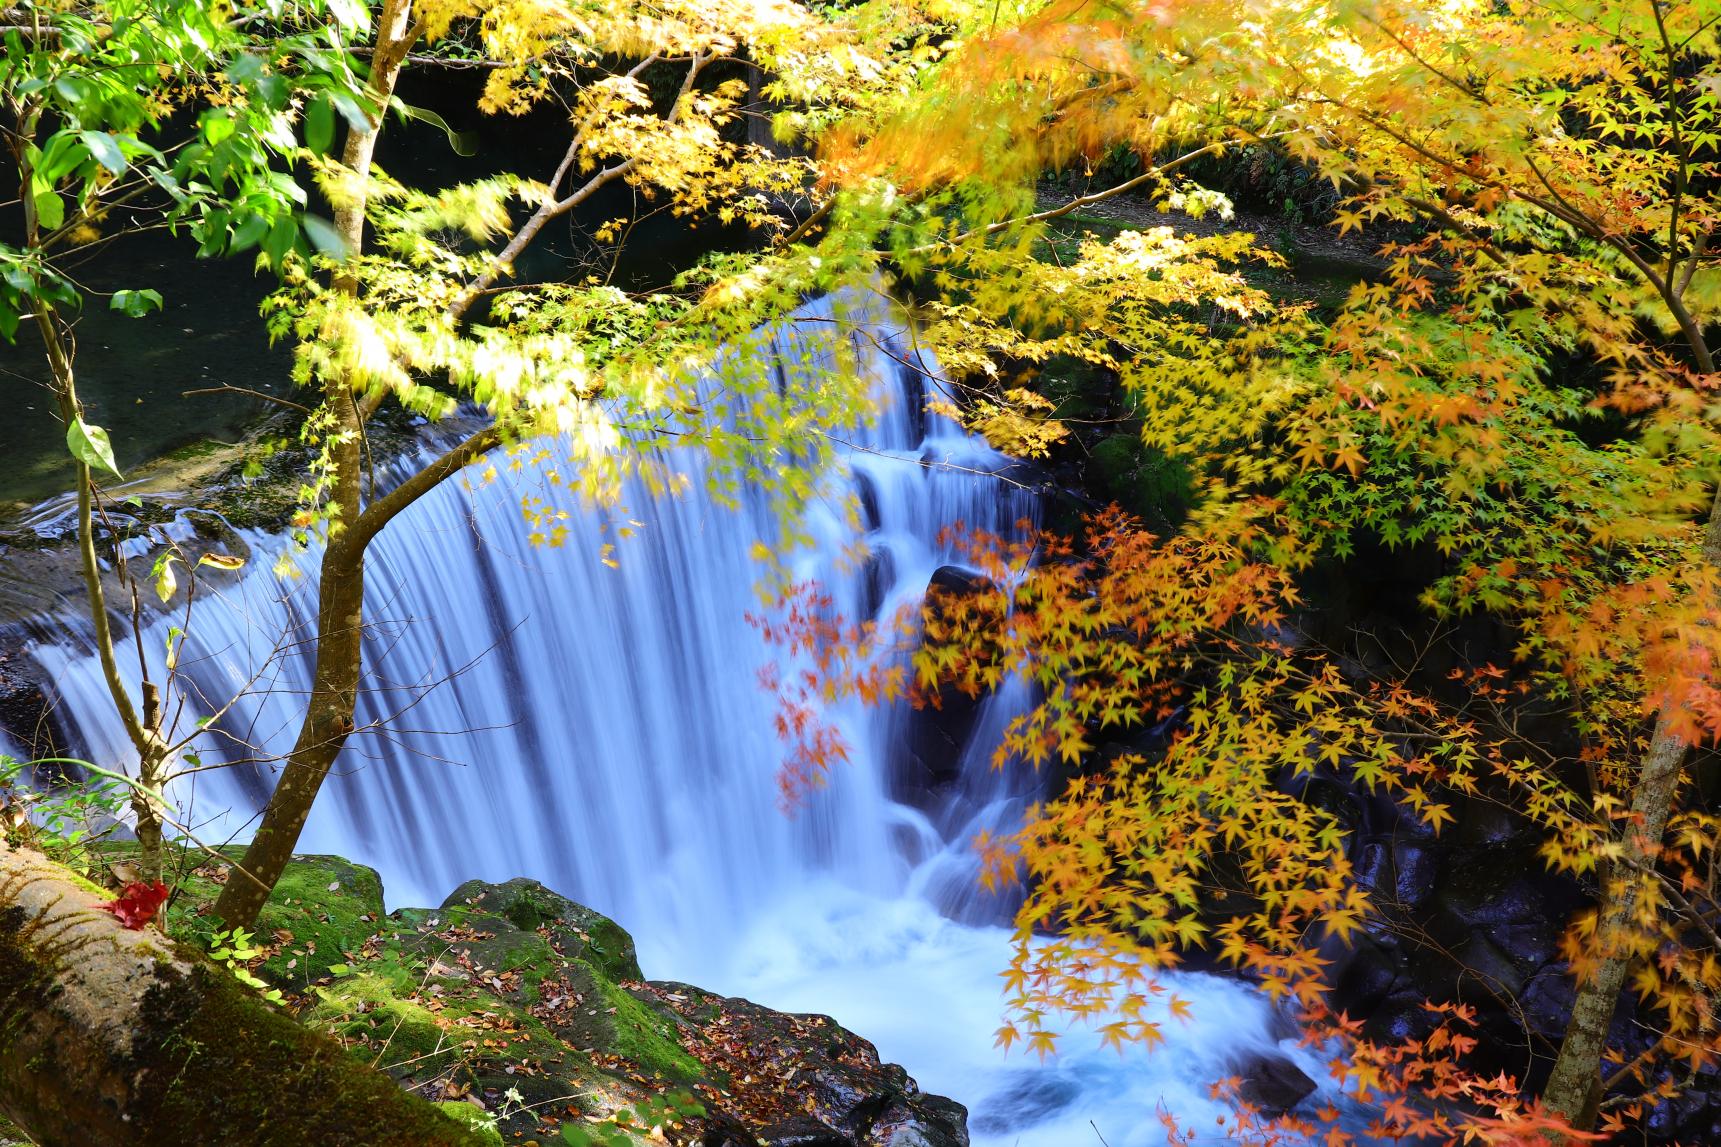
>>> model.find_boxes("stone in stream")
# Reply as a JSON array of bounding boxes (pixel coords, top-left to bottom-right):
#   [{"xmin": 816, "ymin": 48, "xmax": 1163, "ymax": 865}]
[{"xmin": 1231, "ymin": 1051, "xmax": 1318, "ymax": 1116}]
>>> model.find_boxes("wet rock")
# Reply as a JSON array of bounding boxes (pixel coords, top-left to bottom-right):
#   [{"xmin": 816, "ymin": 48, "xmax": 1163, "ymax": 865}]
[
  {"xmin": 854, "ymin": 472, "xmax": 881, "ymax": 533},
  {"xmin": 758, "ymin": 1116, "xmax": 852, "ymax": 1146},
  {"xmin": 648, "ymin": 982, "xmax": 968, "ymax": 1147},
  {"xmin": 894, "ymin": 566, "xmax": 993, "ymax": 801},
  {"xmin": 869, "ymin": 1094, "xmax": 969, "ymax": 1146},
  {"xmin": 1391, "ymin": 842, "xmax": 1440, "ymax": 908},
  {"xmin": 1233, "ymin": 1052, "xmax": 1317, "ymax": 1116},
  {"xmin": 862, "ymin": 547, "xmax": 896, "ymax": 622},
  {"xmin": 1327, "ymin": 931, "xmax": 1407, "ymax": 1016}
]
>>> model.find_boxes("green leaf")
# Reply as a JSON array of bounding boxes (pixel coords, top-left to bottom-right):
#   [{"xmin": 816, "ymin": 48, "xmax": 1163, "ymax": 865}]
[
  {"xmin": 229, "ymin": 212, "xmax": 270, "ymax": 253},
  {"xmin": 110, "ymin": 289, "xmax": 163, "ymax": 318},
  {"xmin": 304, "ymin": 94, "xmax": 335, "ymax": 156},
  {"xmin": 51, "ymin": 75, "xmax": 88, "ymax": 104},
  {"xmin": 300, "ymin": 214, "xmax": 350, "ymax": 260},
  {"xmin": 78, "ymin": 131, "xmax": 127, "ymax": 175},
  {"xmin": 33, "ymin": 188, "xmax": 64, "ymax": 232},
  {"xmin": 66, "ymin": 417, "xmax": 122, "ymax": 478},
  {"xmin": 262, "ymin": 215, "xmax": 297, "ymax": 268}
]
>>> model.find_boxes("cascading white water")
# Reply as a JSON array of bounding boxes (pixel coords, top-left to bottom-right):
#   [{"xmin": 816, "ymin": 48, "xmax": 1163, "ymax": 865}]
[{"xmin": 26, "ymin": 289, "xmax": 1333, "ymax": 1146}]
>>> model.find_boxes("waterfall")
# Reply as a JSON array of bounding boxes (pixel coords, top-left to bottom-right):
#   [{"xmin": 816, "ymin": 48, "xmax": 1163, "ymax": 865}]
[{"xmin": 25, "ymin": 289, "xmax": 1335, "ymax": 1146}]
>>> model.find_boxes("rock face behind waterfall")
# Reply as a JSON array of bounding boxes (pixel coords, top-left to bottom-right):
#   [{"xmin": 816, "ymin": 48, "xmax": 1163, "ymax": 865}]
[{"xmin": 166, "ymin": 855, "xmax": 968, "ymax": 1147}]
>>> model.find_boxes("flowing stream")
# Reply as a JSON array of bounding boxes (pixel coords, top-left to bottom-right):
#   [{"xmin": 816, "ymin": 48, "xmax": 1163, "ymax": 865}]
[{"xmin": 26, "ymin": 290, "xmax": 1332, "ymax": 1145}]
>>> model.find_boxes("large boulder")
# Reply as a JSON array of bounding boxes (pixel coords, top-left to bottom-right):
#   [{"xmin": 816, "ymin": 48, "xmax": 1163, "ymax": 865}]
[
  {"xmin": 893, "ymin": 566, "xmax": 993, "ymax": 802},
  {"xmin": 314, "ymin": 876, "xmax": 973, "ymax": 1147}
]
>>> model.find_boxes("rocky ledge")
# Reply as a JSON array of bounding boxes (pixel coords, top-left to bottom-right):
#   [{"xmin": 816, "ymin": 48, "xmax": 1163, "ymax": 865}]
[{"xmin": 160, "ymin": 855, "xmax": 967, "ymax": 1147}]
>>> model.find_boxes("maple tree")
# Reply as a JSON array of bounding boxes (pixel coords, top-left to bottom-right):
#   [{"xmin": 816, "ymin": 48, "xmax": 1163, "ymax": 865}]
[
  {"xmin": 204, "ymin": 0, "xmax": 940, "ymax": 930},
  {"xmin": 750, "ymin": 0, "xmax": 1721, "ymax": 1140}
]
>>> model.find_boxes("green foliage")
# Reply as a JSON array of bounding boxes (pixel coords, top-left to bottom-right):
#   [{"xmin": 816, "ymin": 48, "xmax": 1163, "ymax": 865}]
[
  {"xmin": 0, "ymin": 0, "xmax": 375, "ymax": 335},
  {"xmin": 207, "ymin": 927, "xmax": 286, "ymax": 1007},
  {"xmin": 65, "ymin": 417, "xmax": 121, "ymax": 478},
  {"xmin": 0, "ymin": 757, "xmax": 128, "ymax": 877},
  {"xmin": 437, "ymin": 1103, "xmax": 503, "ymax": 1147}
]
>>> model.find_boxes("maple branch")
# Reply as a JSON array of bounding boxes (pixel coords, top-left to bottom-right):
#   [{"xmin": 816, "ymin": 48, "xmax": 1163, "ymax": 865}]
[
  {"xmin": 780, "ymin": 196, "xmax": 835, "ymax": 246},
  {"xmin": 1361, "ymin": 12, "xmax": 1489, "ymax": 105},
  {"xmin": 1676, "ymin": 231, "xmax": 1709, "ymax": 299},
  {"xmin": 444, "ymin": 50, "xmax": 692, "ymax": 323},
  {"xmin": 915, "ymin": 130, "xmax": 1297, "ymax": 255},
  {"xmin": 351, "ymin": 424, "xmax": 501, "ymax": 549},
  {"xmin": 1649, "ymin": 0, "xmax": 1693, "ymax": 293},
  {"xmin": 1321, "ymin": 87, "xmax": 1717, "ymax": 376}
]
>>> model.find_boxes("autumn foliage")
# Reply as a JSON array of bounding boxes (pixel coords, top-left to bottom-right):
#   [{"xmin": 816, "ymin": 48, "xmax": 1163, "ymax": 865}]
[
  {"xmin": 97, "ymin": 881, "xmax": 172, "ymax": 931},
  {"xmin": 749, "ymin": 0, "xmax": 1721, "ymax": 1137}
]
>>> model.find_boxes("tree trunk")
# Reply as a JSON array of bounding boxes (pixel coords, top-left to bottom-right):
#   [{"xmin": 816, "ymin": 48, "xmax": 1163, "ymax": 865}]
[
  {"xmin": 211, "ymin": 538, "xmax": 367, "ymax": 928},
  {"xmin": 0, "ymin": 842, "xmax": 483, "ymax": 1147},
  {"xmin": 1541, "ymin": 725, "xmax": 1687, "ymax": 1129},
  {"xmin": 211, "ymin": 0, "xmax": 413, "ymax": 930}
]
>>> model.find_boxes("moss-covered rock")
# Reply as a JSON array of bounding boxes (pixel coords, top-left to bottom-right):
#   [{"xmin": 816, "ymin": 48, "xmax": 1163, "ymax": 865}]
[
  {"xmin": 531, "ymin": 959, "xmax": 703, "ymax": 1083},
  {"xmin": 168, "ymin": 852, "xmax": 387, "ymax": 991},
  {"xmin": 0, "ymin": 1110, "xmax": 31, "ymax": 1145},
  {"xmin": 307, "ymin": 972, "xmax": 452, "ymax": 1073},
  {"xmin": 441, "ymin": 877, "xmax": 642, "ymax": 981},
  {"xmin": 116, "ymin": 852, "xmax": 968, "ymax": 1147}
]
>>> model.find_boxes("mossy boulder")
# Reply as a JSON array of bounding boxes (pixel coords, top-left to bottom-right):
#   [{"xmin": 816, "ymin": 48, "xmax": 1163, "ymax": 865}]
[
  {"xmin": 392, "ymin": 906, "xmax": 561, "ymax": 998},
  {"xmin": 441, "ymin": 877, "xmax": 642, "ymax": 982},
  {"xmin": 169, "ymin": 852, "xmax": 387, "ymax": 991},
  {"xmin": 139, "ymin": 856, "xmax": 966, "ymax": 1147},
  {"xmin": 533, "ymin": 958, "xmax": 703, "ymax": 1082}
]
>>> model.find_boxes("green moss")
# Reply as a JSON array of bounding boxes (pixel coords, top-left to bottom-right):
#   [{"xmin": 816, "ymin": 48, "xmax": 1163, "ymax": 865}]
[
  {"xmin": 595, "ymin": 976, "xmax": 702, "ymax": 1083},
  {"xmin": 441, "ymin": 878, "xmax": 642, "ymax": 982},
  {"xmin": 306, "ymin": 972, "xmax": 452, "ymax": 1073},
  {"xmin": 1089, "ymin": 434, "xmax": 1193, "ymax": 526},
  {"xmin": 435, "ymin": 1104, "xmax": 503, "ymax": 1147},
  {"xmin": 162, "ymin": 438, "xmax": 227, "ymax": 462},
  {"xmin": 0, "ymin": 1111, "xmax": 31, "ymax": 1145},
  {"xmin": 166, "ymin": 852, "xmax": 386, "ymax": 990},
  {"xmin": 138, "ymin": 958, "xmax": 489, "ymax": 1146}
]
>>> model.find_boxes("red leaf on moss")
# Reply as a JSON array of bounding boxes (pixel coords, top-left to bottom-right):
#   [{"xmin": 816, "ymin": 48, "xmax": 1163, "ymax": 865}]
[{"xmin": 98, "ymin": 881, "xmax": 170, "ymax": 930}]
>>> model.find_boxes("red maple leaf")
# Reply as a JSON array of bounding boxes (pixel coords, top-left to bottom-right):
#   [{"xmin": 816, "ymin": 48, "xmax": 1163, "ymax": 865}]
[{"xmin": 98, "ymin": 881, "xmax": 171, "ymax": 930}]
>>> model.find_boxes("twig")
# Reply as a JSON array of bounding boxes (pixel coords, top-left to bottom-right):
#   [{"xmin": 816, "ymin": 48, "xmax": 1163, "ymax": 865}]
[{"xmin": 181, "ymin": 384, "xmax": 311, "ymax": 413}]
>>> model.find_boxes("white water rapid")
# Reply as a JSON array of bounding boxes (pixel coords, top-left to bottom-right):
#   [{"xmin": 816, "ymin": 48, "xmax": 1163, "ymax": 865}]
[{"xmin": 26, "ymin": 290, "xmax": 1332, "ymax": 1146}]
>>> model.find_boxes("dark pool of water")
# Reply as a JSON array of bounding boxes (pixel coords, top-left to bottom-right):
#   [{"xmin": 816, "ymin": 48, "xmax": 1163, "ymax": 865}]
[{"xmin": 0, "ymin": 235, "xmax": 290, "ymax": 508}]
